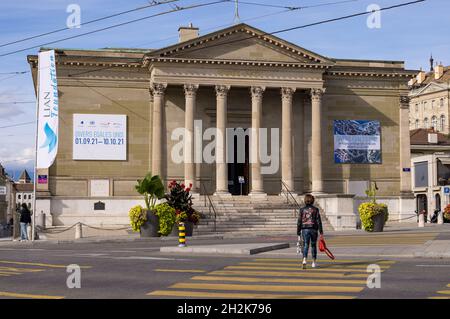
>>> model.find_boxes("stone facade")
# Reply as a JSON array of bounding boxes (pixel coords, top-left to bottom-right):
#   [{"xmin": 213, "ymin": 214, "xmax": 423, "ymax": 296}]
[
  {"xmin": 409, "ymin": 65, "xmax": 450, "ymax": 133},
  {"xmin": 27, "ymin": 24, "xmax": 417, "ymax": 227}
]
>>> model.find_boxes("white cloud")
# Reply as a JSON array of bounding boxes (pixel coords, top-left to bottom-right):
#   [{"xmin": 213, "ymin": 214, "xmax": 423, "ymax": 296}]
[{"xmin": 0, "ymin": 146, "xmax": 34, "ymax": 167}]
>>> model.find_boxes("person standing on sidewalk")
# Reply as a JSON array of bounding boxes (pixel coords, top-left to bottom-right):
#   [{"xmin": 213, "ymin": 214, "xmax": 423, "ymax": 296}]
[
  {"xmin": 19, "ymin": 203, "xmax": 31, "ymax": 241},
  {"xmin": 297, "ymin": 194, "xmax": 324, "ymax": 269}
]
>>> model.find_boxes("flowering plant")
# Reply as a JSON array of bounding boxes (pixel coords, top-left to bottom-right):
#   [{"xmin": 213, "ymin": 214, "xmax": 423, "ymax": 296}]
[
  {"xmin": 444, "ymin": 204, "xmax": 450, "ymax": 221},
  {"xmin": 165, "ymin": 180, "xmax": 200, "ymax": 225}
]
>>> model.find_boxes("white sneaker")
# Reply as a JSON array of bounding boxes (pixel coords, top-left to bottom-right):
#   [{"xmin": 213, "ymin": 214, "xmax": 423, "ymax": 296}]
[
  {"xmin": 312, "ymin": 261, "xmax": 318, "ymax": 268},
  {"xmin": 302, "ymin": 258, "xmax": 307, "ymax": 269}
]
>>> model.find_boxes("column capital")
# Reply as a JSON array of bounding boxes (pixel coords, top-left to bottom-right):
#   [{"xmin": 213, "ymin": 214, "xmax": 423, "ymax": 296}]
[
  {"xmin": 281, "ymin": 87, "xmax": 296, "ymax": 100},
  {"xmin": 184, "ymin": 84, "xmax": 199, "ymax": 97},
  {"xmin": 251, "ymin": 86, "xmax": 266, "ymax": 99},
  {"xmin": 151, "ymin": 82, "xmax": 167, "ymax": 97},
  {"xmin": 311, "ymin": 88, "xmax": 325, "ymax": 102},
  {"xmin": 400, "ymin": 95, "xmax": 410, "ymax": 109},
  {"xmin": 215, "ymin": 85, "xmax": 230, "ymax": 98}
]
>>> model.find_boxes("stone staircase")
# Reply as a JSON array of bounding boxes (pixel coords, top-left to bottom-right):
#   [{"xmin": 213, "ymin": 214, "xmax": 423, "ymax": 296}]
[{"xmin": 192, "ymin": 195, "xmax": 334, "ymax": 235}]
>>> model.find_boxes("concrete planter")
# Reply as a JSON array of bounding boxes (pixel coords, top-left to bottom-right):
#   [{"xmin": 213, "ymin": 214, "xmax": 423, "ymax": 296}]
[{"xmin": 140, "ymin": 210, "xmax": 159, "ymax": 238}]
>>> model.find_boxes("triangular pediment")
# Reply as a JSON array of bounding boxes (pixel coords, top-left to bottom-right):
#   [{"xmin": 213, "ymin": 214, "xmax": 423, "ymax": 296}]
[
  {"xmin": 414, "ymin": 82, "xmax": 448, "ymax": 96},
  {"xmin": 147, "ymin": 24, "xmax": 334, "ymax": 65}
]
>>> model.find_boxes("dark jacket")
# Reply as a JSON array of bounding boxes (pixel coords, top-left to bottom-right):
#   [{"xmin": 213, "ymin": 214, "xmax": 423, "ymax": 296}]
[
  {"xmin": 297, "ymin": 204, "xmax": 323, "ymax": 235},
  {"xmin": 19, "ymin": 207, "xmax": 32, "ymax": 224}
]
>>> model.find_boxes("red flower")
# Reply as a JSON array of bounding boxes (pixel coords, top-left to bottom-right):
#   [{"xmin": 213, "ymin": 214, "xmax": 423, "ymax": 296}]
[
  {"xmin": 185, "ymin": 188, "xmax": 191, "ymax": 193},
  {"xmin": 181, "ymin": 184, "xmax": 185, "ymax": 189}
]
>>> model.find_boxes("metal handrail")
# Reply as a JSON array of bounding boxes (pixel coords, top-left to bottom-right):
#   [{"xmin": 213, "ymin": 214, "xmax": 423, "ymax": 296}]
[
  {"xmin": 280, "ymin": 180, "xmax": 302, "ymax": 213},
  {"xmin": 201, "ymin": 183, "xmax": 217, "ymax": 232}
]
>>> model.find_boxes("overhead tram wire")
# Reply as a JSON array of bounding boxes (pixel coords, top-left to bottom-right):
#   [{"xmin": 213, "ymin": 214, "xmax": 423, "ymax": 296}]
[
  {"xmin": 236, "ymin": 0, "xmax": 359, "ymax": 10},
  {"xmin": 129, "ymin": 0, "xmax": 362, "ymax": 49},
  {"xmin": 0, "ymin": 0, "xmax": 231, "ymax": 58},
  {"xmin": 159, "ymin": 0, "xmax": 427, "ymax": 57},
  {"xmin": 63, "ymin": 0, "xmax": 368, "ymax": 77},
  {"xmin": 6, "ymin": 0, "xmax": 424, "ymax": 129},
  {"xmin": 0, "ymin": 0, "xmax": 182, "ymax": 49},
  {"xmin": 66, "ymin": 0, "xmax": 426, "ymax": 79}
]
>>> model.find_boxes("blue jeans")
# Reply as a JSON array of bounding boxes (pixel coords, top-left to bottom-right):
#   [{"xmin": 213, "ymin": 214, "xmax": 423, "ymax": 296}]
[
  {"xmin": 302, "ymin": 228, "xmax": 318, "ymax": 259},
  {"xmin": 20, "ymin": 222, "xmax": 28, "ymax": 240}
]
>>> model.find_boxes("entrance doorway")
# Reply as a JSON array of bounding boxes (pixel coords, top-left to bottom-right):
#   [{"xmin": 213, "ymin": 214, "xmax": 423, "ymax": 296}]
[
  {"xmin": 416, "ymin": 194, "xmax": 428, "ymax": 222},
  {"xmin": 228, "ymin": 129, "xmax": 249, "ymax": 195}
]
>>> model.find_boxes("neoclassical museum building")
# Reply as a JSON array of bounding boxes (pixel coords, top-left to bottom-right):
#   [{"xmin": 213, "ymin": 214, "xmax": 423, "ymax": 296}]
[{"xmin": 28, "ymin": 24, "xmax": 417, "ymax": 230}]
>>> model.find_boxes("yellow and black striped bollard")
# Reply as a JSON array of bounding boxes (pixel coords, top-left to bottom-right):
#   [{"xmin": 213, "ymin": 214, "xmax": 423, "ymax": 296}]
[{"xmin": 178, "ymin": 222, "xmax": 187, "ymax": 247}]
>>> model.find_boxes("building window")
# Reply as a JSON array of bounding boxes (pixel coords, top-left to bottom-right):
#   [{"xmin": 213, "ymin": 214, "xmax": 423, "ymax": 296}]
[
  {"xmin": 432, "ymin": 116, "xmax": 438, "ymax": 130},
  {"xmin": 441, "ymin": 98, "xmax": 445, "ymax": 107},
  {"xmin": 441, "ymin": 115, "xmax": 446, "ymax": 132},
  {"xmin": 28, "ymin": 203, "xmax": 31, "ymax": 209},
  {"xmin": 424, "ymin": 118, "xmax": 429, "ymax": 128},
  {"xmin": 415, "ymin": 104, "xmax": 419, "ymax": 112},
  {"xmin": 18, "ymin": 194, "xmax": 21, "ymax": 200},
  {"xmin": 432, "ymin": 100, "xmax": 435, "ymax": 109},
  {"xmin": 415, "ymin": 119, "xmax": 419, "ymax": 129},
  {"xmin": 28, "ymin": 194, "xmax": 32, "ymax": 200},
  {"xmin": 424, "ymin": 101, "xmax": 427, "ymax": 109}
]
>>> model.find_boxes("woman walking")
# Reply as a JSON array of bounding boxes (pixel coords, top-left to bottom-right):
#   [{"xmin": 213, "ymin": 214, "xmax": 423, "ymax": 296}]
[
  {"xmin": 19, "ymin": 203, "xmax": 32, "ymax": 241},
  {"xmin": 297, "ymin": 194, "xmax": 324, "ymax": 269}
]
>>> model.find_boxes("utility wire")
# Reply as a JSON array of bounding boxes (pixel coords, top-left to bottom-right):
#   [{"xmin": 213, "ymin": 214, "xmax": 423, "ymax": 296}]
[
  {"xmin": 0, "ymin": 0, "xmax": 181, "ymax": 49},
  {"xmin": 0, "ymin": 0, "xmax": 231, "ymax": 58},
  {"xmin": 0, "ymin": 71, "xmax": 29, "ymax": 75},
  {"xmin": 237, "ymin": 0, "xmax": 359, "ymax": 10},
  {"xmin": 0, "ymin": 101, "xmax": 35, "ymax": 104},
  {"xmin": 160, "ymin": 0, "xmax": 426, "ymax": 57},
  {"xmin": 0, "ymin": 121, "xmax": 35, "ymax": 129}
]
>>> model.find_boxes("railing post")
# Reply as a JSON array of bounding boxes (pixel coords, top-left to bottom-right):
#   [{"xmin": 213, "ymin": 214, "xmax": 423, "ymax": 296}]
[{"xmin": 75, "ymin": 223, "xmax": 83, "ymax": 239}]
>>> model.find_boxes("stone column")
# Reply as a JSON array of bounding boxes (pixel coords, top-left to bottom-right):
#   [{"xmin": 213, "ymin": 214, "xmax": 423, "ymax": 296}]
[
  {"xmin": 311, "ymin": 88, "xmax": 325, "ymax": 194},
  {"xmin": 250, "ymin": 86, "xmax": 266, "ymax": 196},
  {"xmin": 281, "ymin": 87, "xmax": 296, "ymax": 193},
  {"xmin": 151, "ymin": 83, "xmax": 167, "ymax": 177},
  {"xmin": 400, "ymin": 96, "xmax": 412, "ymax": 194},
  {"xmin": 184, "ymin": 84, "xmax": 199, "ymax": 193},
  {"xmin": 215, "ymin": 85, "xmax": 230, "ymax": 195}
]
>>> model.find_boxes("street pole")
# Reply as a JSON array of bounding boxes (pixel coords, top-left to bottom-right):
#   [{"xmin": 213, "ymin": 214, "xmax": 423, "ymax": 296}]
[{"xmin": 31, "ymin": 68, "xmax": 40, "ymax": 242}]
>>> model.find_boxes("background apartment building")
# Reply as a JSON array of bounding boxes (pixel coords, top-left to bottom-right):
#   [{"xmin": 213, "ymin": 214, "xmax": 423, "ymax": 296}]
[{"xmin": 409, "ymin": 58, "xmax": 450, "ymax": 134}]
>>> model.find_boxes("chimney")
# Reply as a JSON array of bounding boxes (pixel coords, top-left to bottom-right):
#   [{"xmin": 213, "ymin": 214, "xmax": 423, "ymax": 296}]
[
  {"xmin": 428, "ymin": 132, "xmax": 438, "ymax": 144},
  {"xmin": 435, "ymin": 63, "xmax": 444, "ymax": 80},
  {"xmin": 178, "ymin": 23, "xmax": 199, "ymax": 43},
  {"xmin": 430, "ymin": 54, "xmax": 434, "ymax": 72},
  {"xmin": 417, "ymin": 69, "xmax": 426, "ymax": 84}
]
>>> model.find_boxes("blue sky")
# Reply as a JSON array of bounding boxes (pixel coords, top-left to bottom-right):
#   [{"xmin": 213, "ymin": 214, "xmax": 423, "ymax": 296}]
[{"xmin": 0, "ymin": 0, "xmax": 448, "ymax": 179}]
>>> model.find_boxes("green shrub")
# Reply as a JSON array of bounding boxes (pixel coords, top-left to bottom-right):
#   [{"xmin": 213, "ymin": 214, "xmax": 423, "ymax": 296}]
[
  {"xmin": 358, "ymin": 202, "xmax": 389, "ymax": 232},
  {"xmin": 129, "ymin": 205, "xmax": 146, "ymax": 232},
  {"xmin": 154, "ymin": 203, "xmax": 176, "ymax": 236}
]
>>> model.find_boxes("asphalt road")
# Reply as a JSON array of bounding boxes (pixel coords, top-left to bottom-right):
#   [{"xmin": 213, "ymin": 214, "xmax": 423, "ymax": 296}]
[{"xmin": 0, "ymin": 236, "xmax": 449, "ymax": 300}]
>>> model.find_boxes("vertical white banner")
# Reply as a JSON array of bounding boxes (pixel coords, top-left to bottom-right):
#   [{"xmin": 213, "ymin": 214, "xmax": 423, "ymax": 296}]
[{"xmin": 36, "ymin": 50, "xmax": 59, "ymax": 169}]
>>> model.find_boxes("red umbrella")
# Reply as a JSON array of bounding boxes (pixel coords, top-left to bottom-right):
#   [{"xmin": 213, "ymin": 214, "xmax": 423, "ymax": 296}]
[{"xmin": 319, "ymin": 235, "xmax": 335, "ymax": 260}]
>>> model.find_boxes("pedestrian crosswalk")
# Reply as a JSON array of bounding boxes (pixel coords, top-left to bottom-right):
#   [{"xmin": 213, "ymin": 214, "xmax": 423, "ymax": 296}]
[
  {"xmin": 148, "ymin": 258, "xmax": 396, "ymax": 299},
  {"xmin": 429, "ymin": 283, "xmax": 450, "ymax": 299}
]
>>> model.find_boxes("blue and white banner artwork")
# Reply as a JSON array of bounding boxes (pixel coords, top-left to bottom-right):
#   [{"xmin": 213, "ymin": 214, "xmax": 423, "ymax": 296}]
[
  {"xmin": 334, "ymin": 120, "xmax": 381, "ymax": 164},
  {"xmin": 36, "ymin": 50, "xmax": 59, "ymax": 169},
  {"xmin": 73, "ymin": 114, "xmax": 127, "ymax": 160}
]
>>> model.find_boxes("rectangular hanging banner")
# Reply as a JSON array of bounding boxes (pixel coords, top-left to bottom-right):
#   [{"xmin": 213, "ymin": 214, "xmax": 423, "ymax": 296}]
[
  {"xmin": 334, "ymin": 120, "xmax": 381, "ymax": 164},
  {"xmin": 36, "ymin": 50, "xmax": 59, "ymax": 169}
]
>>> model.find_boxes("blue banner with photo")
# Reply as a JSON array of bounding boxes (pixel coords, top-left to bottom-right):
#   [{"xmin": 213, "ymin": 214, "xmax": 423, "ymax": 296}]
[{"xmin": 334, "ymin": 120, "xmax": 381, "ymax": 164}]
